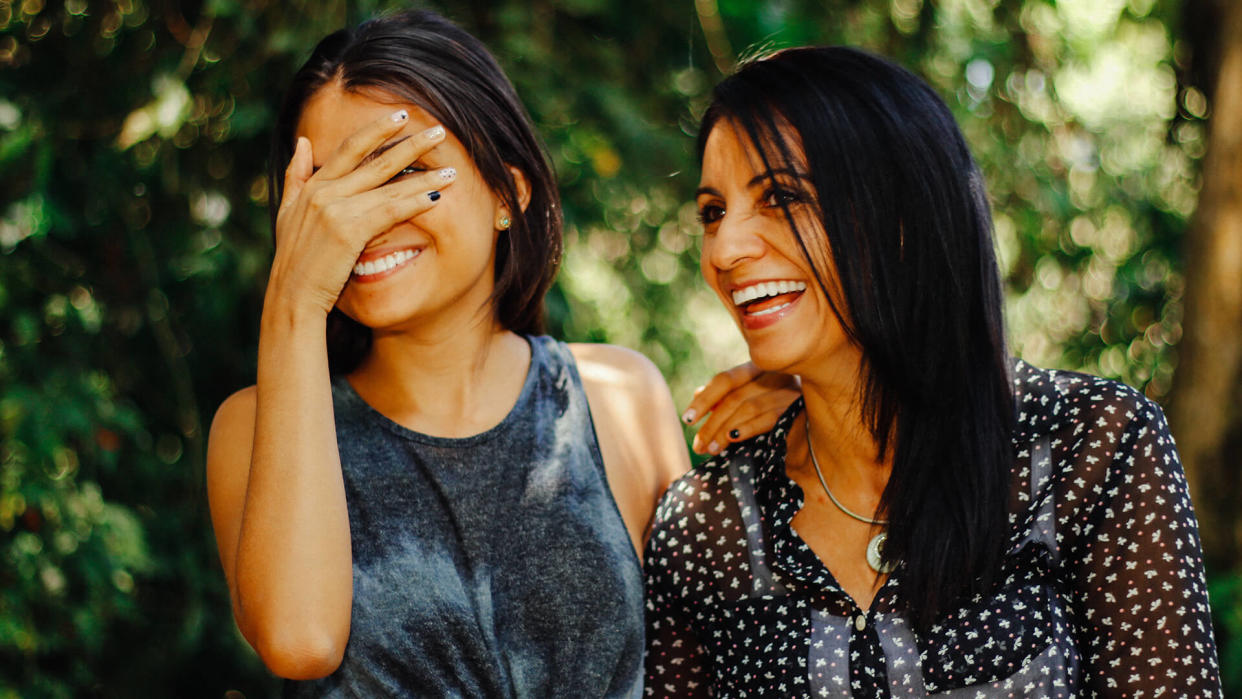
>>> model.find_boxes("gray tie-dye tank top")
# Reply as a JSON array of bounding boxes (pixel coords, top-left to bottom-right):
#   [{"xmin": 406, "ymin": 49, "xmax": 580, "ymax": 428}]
[{"xmin": 284, "ymin": 336, "xmax": 644, "ymax": 698}]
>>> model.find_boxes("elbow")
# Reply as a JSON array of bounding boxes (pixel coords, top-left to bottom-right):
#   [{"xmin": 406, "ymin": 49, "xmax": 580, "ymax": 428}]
[{"xmin": 251, "ymin": 626, "xmax": 347, "ymax": 680}]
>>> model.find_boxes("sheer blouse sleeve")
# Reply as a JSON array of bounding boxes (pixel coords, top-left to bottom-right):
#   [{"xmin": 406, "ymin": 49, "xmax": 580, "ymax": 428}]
[{"xmin": 1056, "ymin": 385, "xmax": 1221, "ymax": 696}]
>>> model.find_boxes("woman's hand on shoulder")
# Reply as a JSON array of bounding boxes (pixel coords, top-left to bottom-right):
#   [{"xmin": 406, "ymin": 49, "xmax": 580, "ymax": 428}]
[
  {"xmin": 683, "ymin": 361, "xmax": 800, "ymax": 455},
  {"xmin": 267, "ymin": 112, "xmax": 455, "ymax": 318}
]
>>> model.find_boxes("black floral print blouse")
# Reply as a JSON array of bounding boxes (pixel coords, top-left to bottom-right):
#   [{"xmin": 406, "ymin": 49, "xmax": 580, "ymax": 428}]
[{"xmin": 644, "ymin": 361, "xmax": 1222, "ymax": 697}]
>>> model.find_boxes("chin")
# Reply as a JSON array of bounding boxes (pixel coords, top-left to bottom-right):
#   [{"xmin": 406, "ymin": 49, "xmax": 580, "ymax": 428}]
[
  {"xmin": 335, "ymin": 302, "xmax": 411, "ymax": 332},
  {"xmin": 743, "ymin": 340, "xmax": 804, "ymax": 374}
]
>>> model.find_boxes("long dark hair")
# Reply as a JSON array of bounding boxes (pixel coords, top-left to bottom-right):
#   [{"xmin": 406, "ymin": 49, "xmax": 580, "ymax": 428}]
[
  {"xmin": 699, "ymin": 47, "xmax": 1015, "ymax": 629},
  {"xmin": 269, "ymin": 9, "xmax": 562, "ymax": 374}
]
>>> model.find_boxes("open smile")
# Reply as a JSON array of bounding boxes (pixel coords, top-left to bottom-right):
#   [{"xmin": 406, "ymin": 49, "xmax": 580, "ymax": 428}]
[
  {"xmin": 351, "ymin": 247, "xmax": 422, "ymax": 282},
  {"xmin": 731, "ymin": 280, "xmax": 807, "ymax": 330}
]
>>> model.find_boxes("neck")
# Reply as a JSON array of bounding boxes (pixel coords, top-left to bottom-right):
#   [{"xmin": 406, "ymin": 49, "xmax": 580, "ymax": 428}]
[
  {"xmin": 349, "ymin": 310, "xmax": 530, "ymax": 436},
  {"xmin": 793, "ymin": 356, "xmax": 892, "ymax": 501}
]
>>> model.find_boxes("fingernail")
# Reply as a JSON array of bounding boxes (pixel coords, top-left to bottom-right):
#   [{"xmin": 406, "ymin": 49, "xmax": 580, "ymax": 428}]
[
  {"xmin": 707, "ymin": 441, "xmax": 719, "ymax": 454},
  {"xmin": 424, "ymin": 125, "xmax": 445, "ymax": 141},
  {"xmin": 391, "ymin": 109, "xmax": 408, "ymax": 122},
  {"xmin": 437, "ymin": 167, "xmax": 456, "ymax": 182},
  {"xmin": 681, "ymin": 409, "xmax": 696, "ymax": 424},
  {"xmin": 428, "ymin": 191, "xmax": 441, "ymax": 202},
  {"xmin": 729, "ymin": 429, "xmax": 740, "ymax": 440}
]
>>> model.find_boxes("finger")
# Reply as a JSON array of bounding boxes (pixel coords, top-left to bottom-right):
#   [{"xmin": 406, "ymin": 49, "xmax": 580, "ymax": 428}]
[
  {"xmin": 702, "ymin": 411, "xmax": 785, "ymax": 451},
  {"xmin": 681, "ymin": 362, "xmax": 763, "ymax": 425},
  {"xmin": 341, "ymin": 166, "xmax": 458, "ymax": 237},
  {"xmin": 279, "ymin": 137, "xmax": 314, "ymax": 212},
  {"xmin": 315, "ymin": 108, "xmax": 415, "ymax": 181},
  {"xmin": 334, "ymin": 124, "xmax": 449, "ymax": 195},
  {"xmin": 691, "ymin": 391, "xmax": 752, "ymax": 455},
  {"xmin": 706, "ymin": 386, "xmax": 801, "ymax": 449}
]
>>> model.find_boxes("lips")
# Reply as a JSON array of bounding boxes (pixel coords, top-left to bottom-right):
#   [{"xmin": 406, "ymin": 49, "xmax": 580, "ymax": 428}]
[{"xmin": 731, "ymin": 279, "xmax": 807, "ymax": 329}]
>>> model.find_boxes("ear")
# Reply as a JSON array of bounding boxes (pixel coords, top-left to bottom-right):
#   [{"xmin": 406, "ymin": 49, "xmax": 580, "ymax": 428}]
[{"xmin": 507, "ymin": 164, "xmax": 532, "ymax": 213}]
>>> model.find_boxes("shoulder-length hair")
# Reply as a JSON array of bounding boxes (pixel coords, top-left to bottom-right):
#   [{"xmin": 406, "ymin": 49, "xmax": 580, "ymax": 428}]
[
  {"xmin": 268, "ymin": 9, "xmax": 561, "ymax": 374},
  {"xmin": 699, "ymin": 46, "xmax": 1015, "ymax": 629}
]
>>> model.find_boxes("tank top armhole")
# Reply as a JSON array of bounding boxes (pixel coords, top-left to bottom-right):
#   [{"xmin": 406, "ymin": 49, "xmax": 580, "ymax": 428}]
[{"xmin": 538, "ymin": 336, "xmax": 643, "ymax": 570}]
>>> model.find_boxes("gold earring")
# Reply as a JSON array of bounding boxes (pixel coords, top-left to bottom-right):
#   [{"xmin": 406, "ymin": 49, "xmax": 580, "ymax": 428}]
[{"xmin": 498, "ymin": 215, "xmax": 511, "ymax": 230}]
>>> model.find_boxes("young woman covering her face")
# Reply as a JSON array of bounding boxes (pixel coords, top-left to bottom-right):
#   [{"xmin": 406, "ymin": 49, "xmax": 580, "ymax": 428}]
[
  {"xmin": 205, "ymin": 10, "xmax": 793, "ymax": 696},
  {"xmin": 643, "ymin": 47, "xmax": 1222, "ymax": 697}
]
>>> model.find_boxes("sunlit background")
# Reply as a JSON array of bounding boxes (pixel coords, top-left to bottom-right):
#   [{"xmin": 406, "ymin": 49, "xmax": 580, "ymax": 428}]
[{"xmin": 2, "ymin": 0, "xmax": 1240, "ymax": 695}]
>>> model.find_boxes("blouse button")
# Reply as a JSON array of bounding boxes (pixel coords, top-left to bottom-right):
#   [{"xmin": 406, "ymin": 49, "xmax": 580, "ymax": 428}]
[{"xmin": 854, "ymin": 613, "xmax": 866, "ymax": 631}]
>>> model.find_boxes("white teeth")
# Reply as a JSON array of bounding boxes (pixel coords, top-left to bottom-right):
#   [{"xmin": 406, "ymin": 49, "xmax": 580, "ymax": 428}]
[
  {"xmin": 731, "ymin": 280, "xmax": 807, "ymax": 306},
  {"xmin": 750, "ymin": 301, "xmax": 792, "ymax": 317},
  {"xmin": 353, "ymin": 249, "xmax": 419, "ymax": 277}
]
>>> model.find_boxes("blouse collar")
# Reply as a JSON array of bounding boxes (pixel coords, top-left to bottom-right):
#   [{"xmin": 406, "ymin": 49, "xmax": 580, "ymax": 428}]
[{"xmin": 745, "ymin": 397, "xmax": 873, "ymax": 612}]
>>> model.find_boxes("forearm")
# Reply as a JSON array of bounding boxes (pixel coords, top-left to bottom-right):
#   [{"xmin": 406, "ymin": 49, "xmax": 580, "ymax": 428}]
[{"xmin": 234, "ymin": 298, "xmax": 352, "ymax": 676}]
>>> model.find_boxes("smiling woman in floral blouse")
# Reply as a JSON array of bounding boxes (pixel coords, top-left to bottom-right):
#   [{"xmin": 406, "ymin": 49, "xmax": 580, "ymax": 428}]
[{"xmin": 643, "ymin": 46, "xmax": 1222, "ymax": 697}]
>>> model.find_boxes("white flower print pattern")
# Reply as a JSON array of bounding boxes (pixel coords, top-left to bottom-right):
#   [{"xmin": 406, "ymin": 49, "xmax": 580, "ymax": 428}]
[{"xmin": 644, "ymin": 360, "xmax": 1221, "ymax": 697}]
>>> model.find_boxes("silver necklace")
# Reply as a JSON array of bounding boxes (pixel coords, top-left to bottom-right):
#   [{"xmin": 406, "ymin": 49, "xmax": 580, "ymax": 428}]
[{"xmin": 806, "ymin": 432, "xmax": 895, "ymax": 574}]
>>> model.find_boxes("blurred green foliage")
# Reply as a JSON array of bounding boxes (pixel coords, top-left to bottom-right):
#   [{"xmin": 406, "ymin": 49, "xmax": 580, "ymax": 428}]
[{"xmin": 0, "ymin": 0, "xmax": 1229, "ymax": 696}]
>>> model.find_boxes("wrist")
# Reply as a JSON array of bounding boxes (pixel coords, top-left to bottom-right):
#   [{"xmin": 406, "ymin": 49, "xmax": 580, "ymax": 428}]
[{"xmin": 260, "ymin": 292, "xmax": 330, "ymax": 338}]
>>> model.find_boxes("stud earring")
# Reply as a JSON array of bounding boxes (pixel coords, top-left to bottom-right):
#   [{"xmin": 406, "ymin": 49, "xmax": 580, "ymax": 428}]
[{"xmin": 498, "ymin": 215, "xmax": 511, "ymax": 230}]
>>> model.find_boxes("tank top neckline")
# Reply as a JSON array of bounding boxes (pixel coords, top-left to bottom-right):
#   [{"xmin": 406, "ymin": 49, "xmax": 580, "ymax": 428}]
[{"xmin": 332, "ymin": 335, "xmax": 541, "ymax": 448}]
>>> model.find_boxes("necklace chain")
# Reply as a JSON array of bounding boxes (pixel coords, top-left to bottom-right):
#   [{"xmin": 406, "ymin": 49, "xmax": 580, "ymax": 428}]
[{"xmin": 806, "ymin": 430, "xmax": 889, "ymax": 526}]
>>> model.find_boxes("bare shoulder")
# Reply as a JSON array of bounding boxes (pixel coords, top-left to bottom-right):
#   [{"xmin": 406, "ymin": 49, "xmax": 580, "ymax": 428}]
[
  {"xmin": 569, "ymin": 342, "xmax": 666, "ymax": 391},
  {"xmin": 568, "ymin": 343, "xmax": 681, "ymax": 443},
  {"xmin": 568, "ymin": 343, "xmax": 690, "ymax": 550}
]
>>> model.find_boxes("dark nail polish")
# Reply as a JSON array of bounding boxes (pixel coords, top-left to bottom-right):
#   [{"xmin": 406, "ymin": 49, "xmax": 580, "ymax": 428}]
[
  {"xmin": 729, "ymin": 429, "xmax": 740, "ymax": 440},
  {"xmin": 428, "ymin": 191, "xmax": 441, "ymax": 202}
]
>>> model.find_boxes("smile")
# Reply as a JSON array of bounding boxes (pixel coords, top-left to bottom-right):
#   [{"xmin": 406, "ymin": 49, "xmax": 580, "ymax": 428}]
[
  {"xmin": 732, "ymin": 280, "xmax": 807, "ymax": 307},
  {"xmin": 731, "ymin": 280, "xmax": 807, "ymax": 329},
  {"xmin": 352, "ymin": 248, "xmax": 421, "ymax": 279}
]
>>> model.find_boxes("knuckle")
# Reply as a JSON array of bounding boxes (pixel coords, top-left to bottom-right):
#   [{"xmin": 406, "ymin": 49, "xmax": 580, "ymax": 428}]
[
  {"xmin": 306, "ymin": 186, "xmax": 330, "ymax": 211},
  {"xmin": 321, "ymin": 201, "xmax": 349, "ymax": 229},
  {"xmin": 382, "ymin": 199, "xmax": 408, "ymax": 220},
  {"xmin": 340, "ymin": 131, "xmax": 364, "ymax": 154}
]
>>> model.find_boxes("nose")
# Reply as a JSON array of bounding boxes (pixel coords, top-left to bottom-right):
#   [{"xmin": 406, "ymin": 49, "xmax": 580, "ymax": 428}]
[{"xmin": 705, "ymin": 210, "xmax": 767, "ymax": 272}]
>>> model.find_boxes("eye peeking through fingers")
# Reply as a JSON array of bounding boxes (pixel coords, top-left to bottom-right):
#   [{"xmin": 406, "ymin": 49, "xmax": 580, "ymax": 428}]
[{"xmin": 387, "ymin": 163, "xmax": 428, "ymax": 184}]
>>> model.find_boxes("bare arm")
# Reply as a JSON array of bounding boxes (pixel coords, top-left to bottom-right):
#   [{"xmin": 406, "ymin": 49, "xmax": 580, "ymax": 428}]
[{"xmin": 205, "ymin": 110, "xmax": 453, "ymax": 678}]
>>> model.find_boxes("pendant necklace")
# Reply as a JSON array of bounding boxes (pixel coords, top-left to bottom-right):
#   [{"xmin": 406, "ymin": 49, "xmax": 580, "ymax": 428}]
[{"xmin": 807, "ymin": 432, "xmax": 896, "ymax": 575}]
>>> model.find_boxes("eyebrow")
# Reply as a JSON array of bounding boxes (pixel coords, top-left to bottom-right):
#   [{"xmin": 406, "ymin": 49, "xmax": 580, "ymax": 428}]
[
  {"xmin": 695, "ymin": 167, "xmax": 814, "ymax": 199},
  {"xmin": 311, "ymin": 135, "xmax": 412, "ymax": 173}
]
